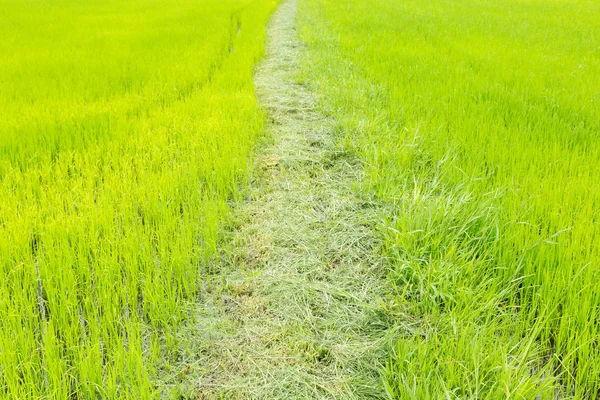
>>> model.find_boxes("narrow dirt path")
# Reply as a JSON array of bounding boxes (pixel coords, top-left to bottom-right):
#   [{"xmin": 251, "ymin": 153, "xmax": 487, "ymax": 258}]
[{"xmin": 180, "ymin": 0, "xmax": 392, "ymax": 398}]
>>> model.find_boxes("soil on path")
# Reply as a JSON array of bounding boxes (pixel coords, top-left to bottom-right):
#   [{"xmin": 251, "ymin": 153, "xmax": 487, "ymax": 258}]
[{"xmin": 172, "ymin": 0, "xmax": 393, "ymax": 398}]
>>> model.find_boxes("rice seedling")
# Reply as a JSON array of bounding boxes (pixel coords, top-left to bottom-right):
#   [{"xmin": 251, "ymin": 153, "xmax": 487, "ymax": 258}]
[
  {"xmin": 298, "ymin": 0, "xmax": 599, "ymax": 397},
  {"xmin": 0, "ymin": 0, "xmax": 277, "ymax": 397},
  {"xmin": 4, "ymin": 0, "xmax": 599, "ymax": 397}
]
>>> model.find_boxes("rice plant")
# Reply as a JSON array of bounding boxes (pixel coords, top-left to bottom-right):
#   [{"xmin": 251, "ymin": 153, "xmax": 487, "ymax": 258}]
[
  {"xmin": 0, "ymin": 0, "xmax": 277, "ymax": 397},
  {"xmin": 298, "ymin": 0, "xmax": 600, "ymax": 397}
]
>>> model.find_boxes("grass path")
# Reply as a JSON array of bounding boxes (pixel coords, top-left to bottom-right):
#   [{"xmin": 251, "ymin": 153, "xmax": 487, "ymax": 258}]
[{"xmin": 174, "ymin": 0, "xmax": 393, "ymax": 397}]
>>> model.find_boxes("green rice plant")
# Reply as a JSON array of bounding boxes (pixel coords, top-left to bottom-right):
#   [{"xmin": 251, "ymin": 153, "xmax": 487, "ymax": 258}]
[
  {"xmin": 0, "ymin": 0, "xmax": 277, "ymax": 397},
  {"xmin": 298, "ymin": 0, "xmax": 599, "ymax": 397}
]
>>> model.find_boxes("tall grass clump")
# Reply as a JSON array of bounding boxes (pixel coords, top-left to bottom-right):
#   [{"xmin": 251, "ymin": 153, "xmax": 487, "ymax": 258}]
[
  {"xmin": 298, "ymin": 0, "xmax": 599, "ymax": 397},
  {"xmin": 0, "ymin": 0, "xmax": 277, "ymax": 397}
]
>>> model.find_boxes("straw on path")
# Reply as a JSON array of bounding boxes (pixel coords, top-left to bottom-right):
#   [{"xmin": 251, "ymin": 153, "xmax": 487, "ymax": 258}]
[{"xmin": 171, "ymin": 0, "xmax": 394, "ymax": 397}]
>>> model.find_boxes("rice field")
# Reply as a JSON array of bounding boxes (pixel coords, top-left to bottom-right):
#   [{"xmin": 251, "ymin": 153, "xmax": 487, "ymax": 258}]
[
  {"xmin": 298, "ymin": 0, "xmax": 599, "ymax": 397},
  {"xmin": 0, "ymin": 0, "xmax": 276, "ymax": 397},
  {"xmin": 2, "ymin": 0, "xmax": 599, "ymax": 398}
]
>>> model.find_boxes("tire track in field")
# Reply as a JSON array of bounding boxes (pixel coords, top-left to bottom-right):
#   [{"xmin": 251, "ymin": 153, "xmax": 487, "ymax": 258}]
[{"xmin": 176, "ymin": 0, "xmax": 393, "ymax": 398}]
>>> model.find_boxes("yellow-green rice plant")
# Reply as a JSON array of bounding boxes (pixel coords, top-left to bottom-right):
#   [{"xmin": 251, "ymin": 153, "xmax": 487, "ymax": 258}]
[
  {"xmin": 0, "ymin": 0, "xmax": 277, "ymax": 397},
  {"xmin": 298, "ymin": 0, "xmax": 599, "ymax": 397}
]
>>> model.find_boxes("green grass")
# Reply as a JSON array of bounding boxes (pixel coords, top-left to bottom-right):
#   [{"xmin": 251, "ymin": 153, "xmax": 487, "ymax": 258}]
[
  {"xmin": 298, "ymin": 0, "xmax": 600, "ymax": 398},
  {"xmin": 0, "ymin": 0, "xmax": 277, "ymax": 397},
  {"xmin": 3, "ymin": 0, "xmax": 599, "ymax": 397}
]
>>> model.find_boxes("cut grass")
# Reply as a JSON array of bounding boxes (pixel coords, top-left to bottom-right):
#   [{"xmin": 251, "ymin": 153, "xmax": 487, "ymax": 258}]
[
  {"xmin": 298, "ymin": 0, "xmax": 600, "ymax": 397},
  {"xmin": 168, "ymin": 0, "xmax": 396, "ymax": 397}
]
